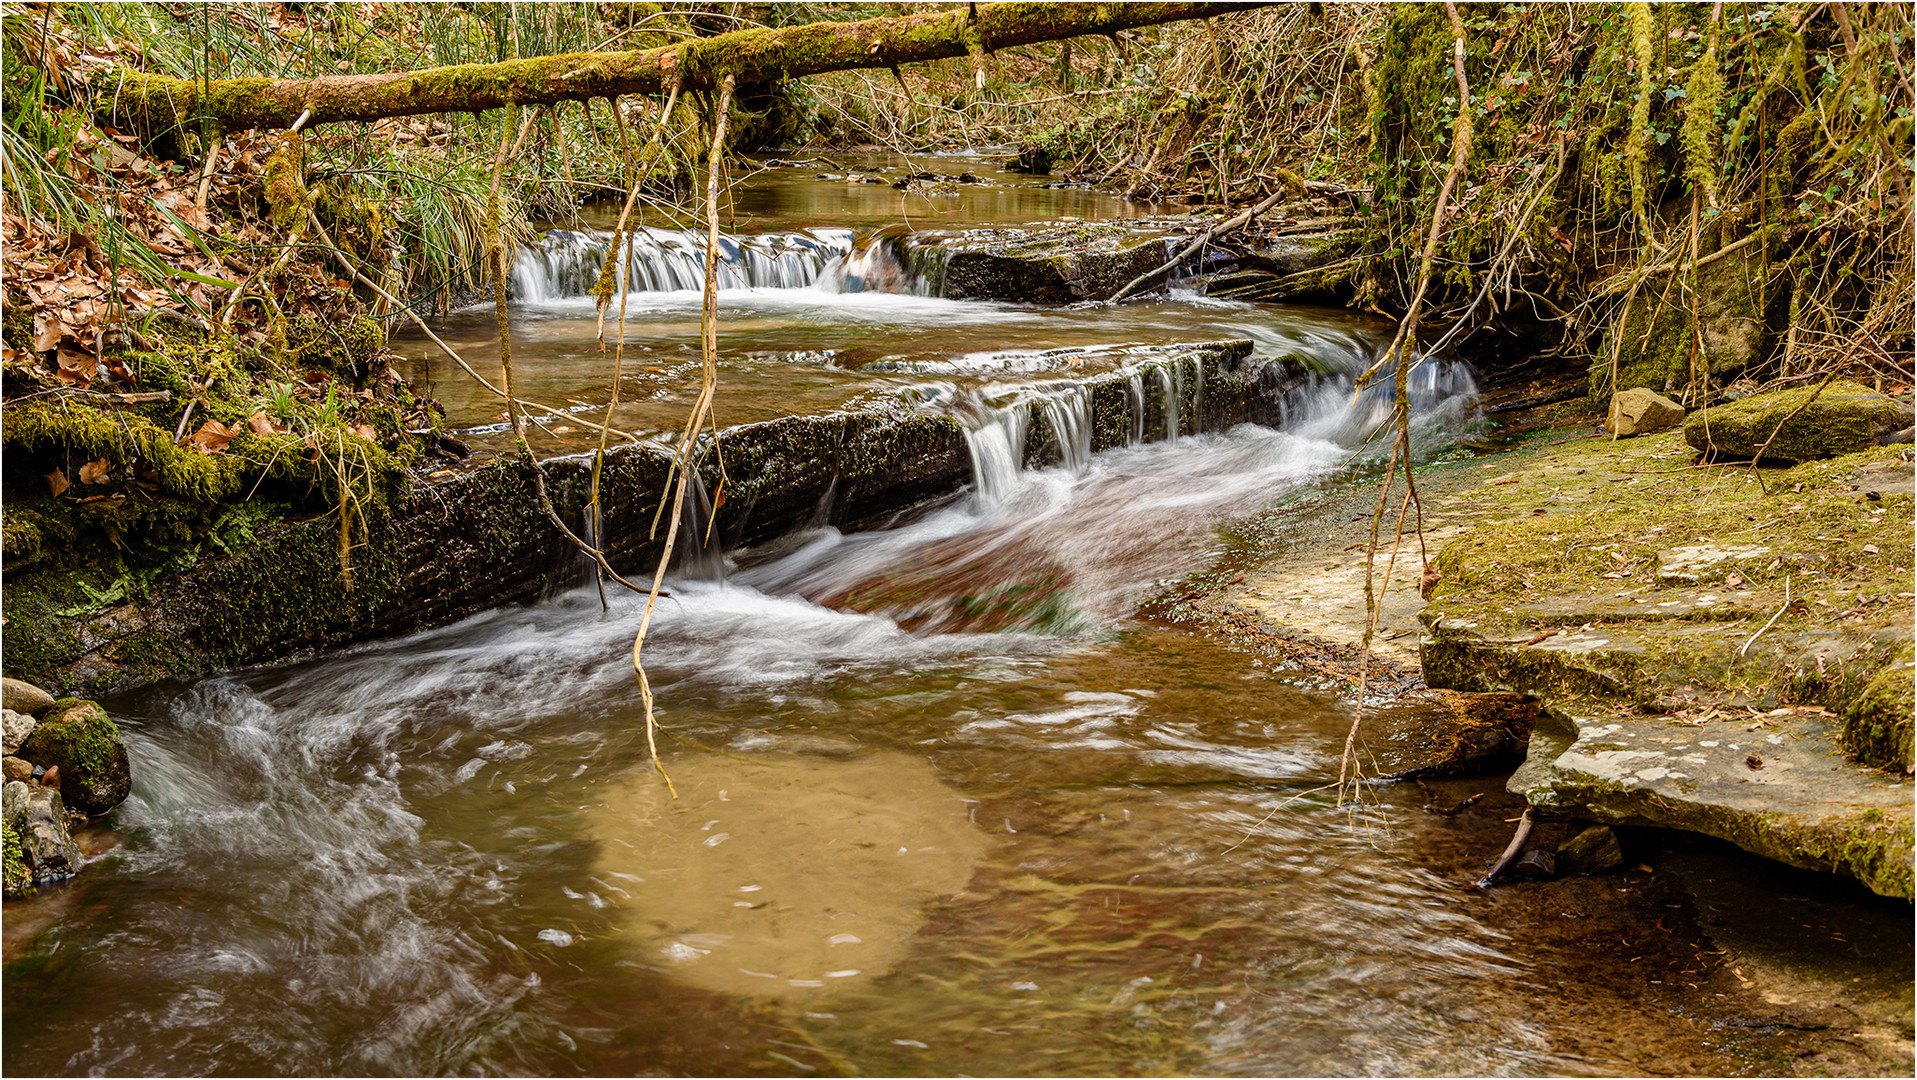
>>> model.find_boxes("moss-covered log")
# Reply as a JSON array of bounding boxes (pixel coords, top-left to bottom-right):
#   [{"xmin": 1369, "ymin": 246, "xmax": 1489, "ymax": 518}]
[{"xmin": 94, "ymin": 2, "xmax": 1266, "ymax": 138}]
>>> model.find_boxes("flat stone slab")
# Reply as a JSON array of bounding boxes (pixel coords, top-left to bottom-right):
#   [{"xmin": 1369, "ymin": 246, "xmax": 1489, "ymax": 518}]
[
  {"xmin": 1655, "ymin": 542, "xmax": 1773, "ymax": 585},
  {"xmin": 1510, "ymin": 705, "xmax": 1912, "ymax": 899},
  {"xmin": 1413, "ymin": 429, "xmax": 1914, "ymax": 898}
]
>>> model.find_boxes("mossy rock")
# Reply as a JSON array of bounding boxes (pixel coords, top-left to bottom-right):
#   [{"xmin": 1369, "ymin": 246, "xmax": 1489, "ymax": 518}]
[
  {"xmin": 1842, "ymin": 643, "xmax": 1915, "ymax": 772},
  {"xmin": 1683, "ymin": 381, "xmax": 1914, "ymax": 463},
  {"xmin": 17, "ymin": 699, "xmax": 131, "ymax": 817},
  {"xmin": 924, "ymin": 225, "xmax": 1170, "ymax": 303}
]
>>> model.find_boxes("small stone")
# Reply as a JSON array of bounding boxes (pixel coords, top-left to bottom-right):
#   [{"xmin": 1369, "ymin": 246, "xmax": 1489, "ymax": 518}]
[
  {"xmin": 1557, "ymin": 825, "xmax": 1625, "ymax": 874},
  {"xmin": 1, "ymin": 708, "xmax": 37, "ymax": 756},
  {"xmin": 0, "ymin": 757, "xmax": 29, "ymax": 784},
  {"xmin": 1, "ymin": 678, "xmax": 56, "ymax": 718},
  {"xmin": 1608, "ymin": 388, "xmax": 1685, "ymax": 437}
]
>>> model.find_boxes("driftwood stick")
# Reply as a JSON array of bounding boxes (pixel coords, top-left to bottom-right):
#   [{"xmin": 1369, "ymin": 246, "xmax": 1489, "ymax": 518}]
[
  {"xmin": 1739, "ymin": 575, "xmax": 1793, "ymax": 657},
  {"xmin": 1469, "ymin": 807, "xmax": 1534, "ymax": 891}
]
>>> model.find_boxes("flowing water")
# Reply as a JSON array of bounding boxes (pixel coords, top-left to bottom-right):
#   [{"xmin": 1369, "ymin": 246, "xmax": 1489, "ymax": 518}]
[{"xmin": 5, "ymin": 156, "xmax": 1898, "ymax": 1077}]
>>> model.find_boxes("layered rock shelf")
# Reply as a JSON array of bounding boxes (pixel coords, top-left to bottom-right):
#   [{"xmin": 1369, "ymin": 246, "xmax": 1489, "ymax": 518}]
[{"xmin": 8, "ymin": 339, "xmax": 1316, "ymax": 697}]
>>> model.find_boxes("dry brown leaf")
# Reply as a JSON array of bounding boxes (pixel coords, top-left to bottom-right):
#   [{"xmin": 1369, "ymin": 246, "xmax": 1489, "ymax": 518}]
[
  {"xmin": 45, "ymin": 467, "xmax": 69, "ymax": 497},
  {"xmin": 55, "ymin": 342, "xmax": 97, "ymax": 385},
  {"xmin": 352, "ymin": 423, "xmax": 378, "ymax": 442},
  {"xmin": 1419, "ymin": 560, "xmax": 1443, "ymax": 600},
  {"xmin": 32, "ymin": 314, "xmax": 60, "ymax": 352},
  {"xmin": 247, "ymin": 411, "xmax": 282, "ymax": 436},
  {"xmin": 79, "ymin": 458, "xmax": 112, "ymax": 485},
  {"xmin": 1862, "ymin": 544, "xmax": 1880, "ymax": 554},
  {"xmin": 189, "ymin": 419, "xmax": 236, "ymax": 453}
]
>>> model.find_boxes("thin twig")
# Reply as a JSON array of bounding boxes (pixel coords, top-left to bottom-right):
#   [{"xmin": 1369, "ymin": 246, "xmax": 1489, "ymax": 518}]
[{"xmin": 1739, "ymin": 575, "xmax": 1793, "ymax": 657}]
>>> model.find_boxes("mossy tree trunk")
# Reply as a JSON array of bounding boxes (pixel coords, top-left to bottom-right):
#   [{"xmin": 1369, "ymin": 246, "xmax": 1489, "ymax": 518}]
[{"xmin": 95, "ymin": 2, "xmax": 1265, "ymax": 139}]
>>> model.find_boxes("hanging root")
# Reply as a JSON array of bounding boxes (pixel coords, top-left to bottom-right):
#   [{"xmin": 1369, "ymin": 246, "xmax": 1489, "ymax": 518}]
[
  {"xmin": 1340, "ymin": 0, "xmax": 1470, "ymax": 812},
  {"xmin": 628, "ymin": 74, "xmax": 738, "ymax": 799}
]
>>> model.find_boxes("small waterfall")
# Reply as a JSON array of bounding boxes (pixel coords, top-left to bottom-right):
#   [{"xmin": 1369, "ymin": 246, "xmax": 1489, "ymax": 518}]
[
  {"xmin": 1190, "ymin": 355, "xmax": 1205, "ymax": 433},
  {"xmin": 513, "ymin": 227, "xmax": 856, "ymax": 302},
  {"xmin": 1125, "ymin": 371, "xmax": 1146, "ymax": 446},
  {"xmin": 672, "ymin": 466, "xmax": 728, "ymax": 580},
  {"xmin": 962, "ymin": 403, "xmax": 1031, "ymax": 505},
  {"xmin": 817, "ymin": 231, "xmax": 958, "ymax": 296},
  {"xmin": 1153, "ymin": 364, "xmax": 1179, "ymax": 444},
  {"xmin": 1037, "ymin": 386, "xmax": 1092, "ymax": 473}
]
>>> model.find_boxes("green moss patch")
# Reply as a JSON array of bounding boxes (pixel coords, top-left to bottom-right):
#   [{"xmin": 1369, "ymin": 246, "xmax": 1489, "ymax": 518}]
[{"xmin": 1683, "ymin": 381, "xmax": 1914, "ymax": 463}]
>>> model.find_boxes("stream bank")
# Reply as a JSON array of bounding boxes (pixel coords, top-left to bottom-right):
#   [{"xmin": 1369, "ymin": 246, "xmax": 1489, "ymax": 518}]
[{"xmin": 1197, "ymin": 409, "xmax": 1913, "ymax": 899}]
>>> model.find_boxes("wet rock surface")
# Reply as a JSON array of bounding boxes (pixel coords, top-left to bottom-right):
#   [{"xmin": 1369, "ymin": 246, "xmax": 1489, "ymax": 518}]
[
  {"xmin": 15, "ymin": 784, "xmax": 82, "ymax": 885},
  {"xmin": 14, "ymin": 341, "xmax": 1299, "ymax": 697},
  {"xmin": 914, "ymin": 223, "xmax": 1172, "ymax": 303}
]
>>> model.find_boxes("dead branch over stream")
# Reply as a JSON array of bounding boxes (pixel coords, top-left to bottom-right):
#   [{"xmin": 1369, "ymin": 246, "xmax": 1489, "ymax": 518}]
[{"xmin": 96, "ymin": 2, "xmax": 1270, "ymax": 136}]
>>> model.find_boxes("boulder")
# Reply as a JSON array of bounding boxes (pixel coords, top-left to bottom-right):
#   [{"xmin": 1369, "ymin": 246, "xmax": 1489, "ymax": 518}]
[
  {"xmin": 17, "ymin": 699, "xmax": 131, "ymax": 817},
  {"xmin": 19, "ymin": 784, "xmax": 83, "ymax": 882},
  {"xmin": 1595, "ymin": 238, "xmax": 1779, "ymax": 398},
  {"xmin": 2, "ymin": 708, "xmax": 36, "ymax": 756},
  {"xmin": 1557, "ymin": 825, "xmax": 1625, "ymax": 874},
  {"xmin": 1683, "ymin": 382, "xmax": 1916, "ymax": 463},
  {"xmin": 1607, "ymin": 388, "xmax": 1685, "ymax": 437},
  {"xmin": 1, "ymin": 756, "xmax": 30, "ymax": 783},
  {"xmin": 919, "ymin": 224, "xmax": 1171, "ymax": 303},
  {"xmin": 1, "ymin": 677, "xmax": 55, "ymax": 717}
]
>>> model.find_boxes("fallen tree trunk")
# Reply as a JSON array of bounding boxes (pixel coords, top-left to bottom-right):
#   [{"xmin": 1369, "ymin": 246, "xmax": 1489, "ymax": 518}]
[{"xmin": 94, "ymin": 2, "xmax": 1268, "ymax": 138}]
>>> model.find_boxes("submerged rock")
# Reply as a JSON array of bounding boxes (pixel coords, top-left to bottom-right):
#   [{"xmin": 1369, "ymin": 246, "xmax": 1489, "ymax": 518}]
[
  {"xmin": 2, "ymin": 677, "xmax": 56, "ymax": 717},
  {"xmin": 17, "ymin": 699, "xmax": 131, "ymax": 817},
  {"xmin": 1683, "ymin": 381, "xmax": 1914, "ymax": 463},
  {"xmin": 1556, "ymin": 825, "xmax": 1625, "ymax": 874},
  {"xmin": 1607, "ymin": 388, "xmax": 1684, "ymax": 437}
]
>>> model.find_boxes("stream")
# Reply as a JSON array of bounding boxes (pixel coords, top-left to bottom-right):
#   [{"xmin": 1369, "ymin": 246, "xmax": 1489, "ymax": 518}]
[{"xmin": 3, "ymin": 155, "xmax": 1905, "ymax": 1077}]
